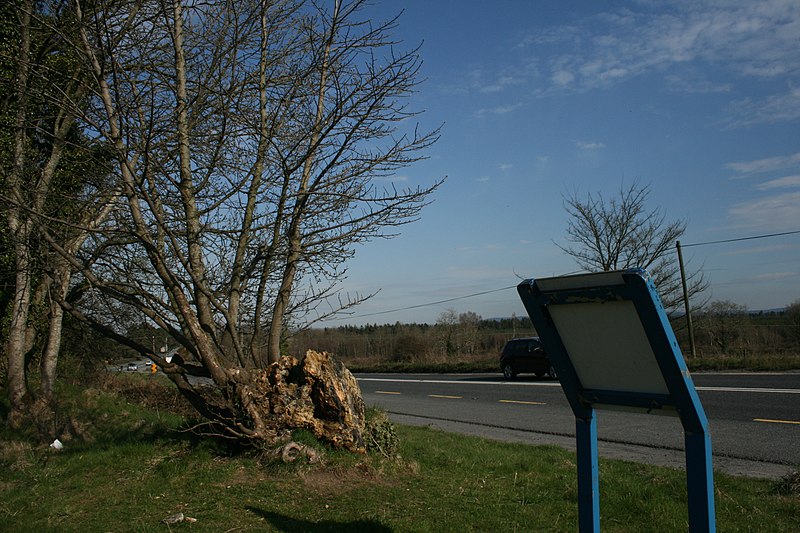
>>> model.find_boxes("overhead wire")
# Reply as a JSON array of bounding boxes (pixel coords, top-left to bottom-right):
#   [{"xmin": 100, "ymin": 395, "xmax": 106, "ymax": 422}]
[
  {"xmin": 680, "ymin": 229, "xmax": 800, "ymax": 248},
  {"xmin": 329, "ymin": 285, "xmax": 519, "ymax": 321},
  {"xmin": 328, "ymin": 229, "xmax": 800, "ymax": 322}
]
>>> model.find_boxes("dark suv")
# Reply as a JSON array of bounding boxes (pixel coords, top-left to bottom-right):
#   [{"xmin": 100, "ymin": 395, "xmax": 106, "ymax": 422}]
[{"xmin": 499, "ymin": 337, "xmax": 556, "ymax": 379}]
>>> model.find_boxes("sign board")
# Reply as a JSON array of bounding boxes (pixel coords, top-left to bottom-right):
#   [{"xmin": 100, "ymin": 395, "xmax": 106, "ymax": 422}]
[{"xmin": 517, "ymin": 269, "xmax": 715, "ymax": 532}]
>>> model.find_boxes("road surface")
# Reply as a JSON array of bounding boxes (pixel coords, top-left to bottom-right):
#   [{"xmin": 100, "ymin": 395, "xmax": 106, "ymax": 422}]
[{"xmin": 356, "ymin": 372, "xmax": 800, "ymax": 479}]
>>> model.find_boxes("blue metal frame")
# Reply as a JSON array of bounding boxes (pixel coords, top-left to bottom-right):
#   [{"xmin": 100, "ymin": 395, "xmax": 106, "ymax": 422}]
[{"xmin": 517, "ymin": 269, "xmax": 715, "ymax": 533}]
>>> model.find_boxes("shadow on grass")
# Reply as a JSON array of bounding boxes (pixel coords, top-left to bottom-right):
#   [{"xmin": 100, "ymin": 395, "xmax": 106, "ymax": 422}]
[{"xmin": 246, "ymin": 507, "xmax": 392, "ymax": 532}]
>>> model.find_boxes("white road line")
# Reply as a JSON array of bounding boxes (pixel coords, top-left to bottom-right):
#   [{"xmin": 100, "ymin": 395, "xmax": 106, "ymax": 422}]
[
  {"xmin": 696, "ymin": 386, "xmax": 800, "ymax": 394},
  {"xmin": 357, "ymin": 377, "xmax": 800, "ymax": 395},
  {"xmin": 358, "ymin": 377, "xmax": 561, "ymax": 387}
]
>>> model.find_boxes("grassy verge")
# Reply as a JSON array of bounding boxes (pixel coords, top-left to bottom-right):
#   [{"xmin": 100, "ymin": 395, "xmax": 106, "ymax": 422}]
[{"xmin": 1, "ymin": 379, "xmax": 798, "ymax": 532}]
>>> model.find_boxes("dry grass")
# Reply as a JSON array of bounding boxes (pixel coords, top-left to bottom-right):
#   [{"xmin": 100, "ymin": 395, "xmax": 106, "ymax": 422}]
[
  {"xmin": 0, "ymin": 441, "xmax": 35, "ymax": 472},
  {"xmin": 775, "ymin": 469, "xmax": 800, "ymax": 496}
]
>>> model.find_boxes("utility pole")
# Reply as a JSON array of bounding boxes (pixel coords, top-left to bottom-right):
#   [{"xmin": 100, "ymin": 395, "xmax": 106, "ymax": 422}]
[{"xmin": 676, "ymin": 241, "xmax": 697, "ymax": 358}]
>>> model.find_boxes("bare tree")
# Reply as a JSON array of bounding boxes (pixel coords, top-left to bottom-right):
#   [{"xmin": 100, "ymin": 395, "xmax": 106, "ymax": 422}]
[
  {"xmin": 1, "ymin": 0, "xmax": 118, "ymax": 430},
  {"xmin": 52, "ymin": 0, "xmax": 441, "ymax": 447},
  {"xmin": 785, "ymin": 299, "xmax": 800, "ymax": 343},
  {"xmin": 558, "ymin": 182, "xmax": 707, "ymax": 312},
  {"xmin": 696, "ymin": 300, "xmax": 749, "ymax": 355}
]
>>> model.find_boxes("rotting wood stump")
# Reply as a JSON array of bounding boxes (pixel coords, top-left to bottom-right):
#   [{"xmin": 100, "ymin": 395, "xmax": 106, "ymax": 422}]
[{"xmin": 247, "ymin": 350, "xmax": 366, "ymax": 453}]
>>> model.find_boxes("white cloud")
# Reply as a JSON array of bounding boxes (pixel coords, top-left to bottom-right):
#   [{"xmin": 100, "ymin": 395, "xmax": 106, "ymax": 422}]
[
  {"xmin": 498, "ymin": 163, "xmax": 513, "ymax": 171},
  {"xmin": 755, "ymin": 175, "xmax": 800, "ymax": 190},
  {"xmin": 728, "ymin": 190, "xmax": 800, "ymax": 230},
  {"xmin": 664, "ymin": 74, "xmax": 732, "ymax": 93},
  {"xmin": 753, "ymin": 271, "xmax": 797, "ymax": 282},
  {"xmin": 575, "ymin": 140, "xmax": 606, "ymax": 151},
  {"xmin": 479, "ymin": 75, "xmax": 522, "ymax": 94},
  {"xmin": 727, "ymin": 151, "xmax": 800, "ymax": 175},
  {"xmin": 473, "ymin": 103, "xmax": 521, "ymax": 118},
  {"xmin": 552, "ymin": 69, "xmax": 575, "ymax": 86},
  {"xmin": 522, "ymin": 0, "xmax": 800, "ymax": 93},
  {"xmin": 724, "ymin": 86, "xmax": 800, "ymax": 127},
  {"xmin": 374, "ymin": 174, "xmax": 409, "ymax": 183}
]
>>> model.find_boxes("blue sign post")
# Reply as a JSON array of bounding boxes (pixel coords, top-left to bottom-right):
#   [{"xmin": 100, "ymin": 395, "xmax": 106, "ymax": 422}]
[{"xmin": 517, "ymin": 269, "xmax": 715, "ymax": 532}]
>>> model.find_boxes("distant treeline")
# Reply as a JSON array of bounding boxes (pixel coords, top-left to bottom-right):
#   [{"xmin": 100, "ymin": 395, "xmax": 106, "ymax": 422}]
[
  {"xmin": 290, "ymin": 315, "xmax": 534, "ymax": 365},
  {"xmin": 290, "ymin": 302, "xmax": 800, "ymax": 364}
]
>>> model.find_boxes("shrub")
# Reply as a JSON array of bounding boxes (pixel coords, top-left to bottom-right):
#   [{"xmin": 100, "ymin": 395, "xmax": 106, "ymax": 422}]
[
  {"xmin": 774, "ymin": 468, "xmax": 800, "ymax": 496},
  {"xmin": 364, "ymin": 408, "xmax": 400, "ymax": 458}
]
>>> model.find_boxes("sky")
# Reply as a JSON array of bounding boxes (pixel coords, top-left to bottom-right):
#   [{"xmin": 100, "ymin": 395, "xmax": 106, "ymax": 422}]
[{"xmin": 320, "ymin": 0, "xmax": 800, "ymax": 326}]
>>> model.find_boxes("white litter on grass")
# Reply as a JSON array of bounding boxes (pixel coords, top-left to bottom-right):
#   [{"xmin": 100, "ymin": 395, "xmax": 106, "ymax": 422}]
[
  {"xmin": 50, "ymin": 439, "xmax": 63, "ymax": 450},
  {"xmin": 162, "ymin": 512, "xmax": 197, "ymax": 524}
]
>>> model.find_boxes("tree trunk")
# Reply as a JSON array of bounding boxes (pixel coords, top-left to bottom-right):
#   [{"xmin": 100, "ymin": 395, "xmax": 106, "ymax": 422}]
[
  {"xmin": 266, "ymin": 1, "xmax": 339, "ymax": 363},
  {"xmin": 40, "ymin": 264, "xmax": 71, "ymax": 400},
  {"xmin": 5, "ymin": 0, "xmax": 34, "ymax": 428},
  {"xmin": 267, "ymin": 253, "xmax": 297, "ymax": 363},
  {"xmin": 6, "ymin": 244, "xmax": 33, "ymax": 428}
]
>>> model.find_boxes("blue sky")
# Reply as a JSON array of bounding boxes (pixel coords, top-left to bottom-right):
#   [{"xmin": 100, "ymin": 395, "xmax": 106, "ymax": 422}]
[{"xmin": 322, "ymin": 0, "xmax": 800, "ymax": 326}]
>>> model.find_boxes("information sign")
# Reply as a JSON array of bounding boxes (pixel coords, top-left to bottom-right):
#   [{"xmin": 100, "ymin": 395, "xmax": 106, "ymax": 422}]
[{"xmin": 517, "ymin": 269, "xmax": 715, "ymax": 532}]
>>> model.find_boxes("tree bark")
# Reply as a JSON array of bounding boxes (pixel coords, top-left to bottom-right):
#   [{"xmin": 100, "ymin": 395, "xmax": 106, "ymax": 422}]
[
  {"xmin": 5, "ymin": 0, "xmax": 34, "ymax": 427},
  {"xmin": 267, "ymin": 0, "xmax": 340, "ymax": 362}
]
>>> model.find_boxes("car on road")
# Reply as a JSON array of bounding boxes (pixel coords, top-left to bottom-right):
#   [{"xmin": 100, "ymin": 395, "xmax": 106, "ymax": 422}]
[
  {"xmin": 126, "ymin": 362, "xmax": 138, "ymax": 371},
  {"xmin": 499, "ymin": 337, "xmax": 556, "ymax": 379}
]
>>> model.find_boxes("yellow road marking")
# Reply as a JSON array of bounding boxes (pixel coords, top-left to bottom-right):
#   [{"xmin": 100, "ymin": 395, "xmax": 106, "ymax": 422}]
[
  {"xmin": 428, "ymin": 394, "xmax": 462, "ymax": 399},
  {"xmin": 499, "ymin": 399, "xmax": 546, "ymax": 406},
  {"xmin": 375, "ymin": 391, "xmax": 401, "ymax": 395},
  {"xmin": 753, "ymin": 418, "xmax": 800, "ymax": 425}
]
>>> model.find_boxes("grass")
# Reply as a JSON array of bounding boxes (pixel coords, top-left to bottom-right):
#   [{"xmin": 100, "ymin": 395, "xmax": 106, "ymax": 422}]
[{"xmin": 1, "ymin": 378, "xmax": 798, "ymax": 532}]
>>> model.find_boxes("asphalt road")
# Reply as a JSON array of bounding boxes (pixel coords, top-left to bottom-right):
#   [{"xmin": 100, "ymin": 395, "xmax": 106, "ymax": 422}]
[{"xmin": 356, "ymin": 371, "xmax": 800, "ymax": 479}]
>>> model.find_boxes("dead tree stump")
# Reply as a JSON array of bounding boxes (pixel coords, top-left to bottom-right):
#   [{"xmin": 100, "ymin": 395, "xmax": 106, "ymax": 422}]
[{"xmin": 247, "ymin": 350, "xmax": 366, "ymax": 453}]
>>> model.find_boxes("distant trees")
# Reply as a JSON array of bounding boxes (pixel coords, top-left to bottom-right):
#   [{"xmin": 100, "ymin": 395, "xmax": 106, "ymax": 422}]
[
  {"xmin": 435, "ymin": 309, "xmax": 483, "ymax": 355},
  {"xmin": 291, "ymin": 312, "xmax": 534, "ymax": 363},
  {"xmin": 292, "ymin": 304, "xmax": 800, "ymax": 363},
  {"xmin": 696, "ymin": 300, "xmax": 749, "ymax": 354},
  {"xmin": 558, "ymin": 182, "xmax": 707, "ymax": 312},
  {"xmin": 787, "ymin": 299, "xmax": 800, "ymax": 343}
]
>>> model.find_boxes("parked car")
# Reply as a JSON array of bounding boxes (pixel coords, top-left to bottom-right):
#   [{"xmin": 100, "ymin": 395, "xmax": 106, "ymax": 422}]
[
  {"xmin": 499, "ymin": 337, "xmax": 556, "ymax": 379},
  {"xmin": 126, "ymin": 362, "xmax": 138, "ymax": 371}
]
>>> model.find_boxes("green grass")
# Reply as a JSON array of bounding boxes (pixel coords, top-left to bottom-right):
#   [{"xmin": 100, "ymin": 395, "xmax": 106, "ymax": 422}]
[{"xmin": 1, "ymin": 382, "xmax": 798, "ymax": 532}]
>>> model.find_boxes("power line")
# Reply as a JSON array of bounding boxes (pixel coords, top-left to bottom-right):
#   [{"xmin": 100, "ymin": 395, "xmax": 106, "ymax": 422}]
[
  {"xmin": 328, "ymin": 230, "xmax": 800, "ymax": 323},
  {"xmin": 329, "ymin": 284, "xmax": 519, "ymax": 321},
  {"xmin": 681, "ymin": 229, "xmax": 800, "ymax": 248}
]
